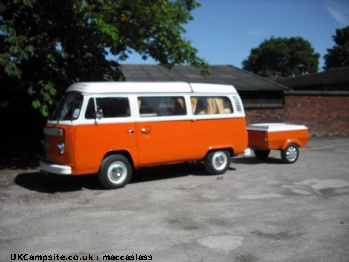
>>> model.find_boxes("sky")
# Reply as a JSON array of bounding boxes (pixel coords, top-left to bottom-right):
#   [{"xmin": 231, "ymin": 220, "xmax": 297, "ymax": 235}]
[{"xmin": 118, "ymin": 0, "xmax": 349, "ymax": 71}]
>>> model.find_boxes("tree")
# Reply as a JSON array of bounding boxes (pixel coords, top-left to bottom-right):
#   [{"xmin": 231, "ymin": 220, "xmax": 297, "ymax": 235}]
[
  {"xmin": 242, "ymin": 37, "xmax": 319, "ymax": 78},
  {"xmin": 324, "ymin": 26, "xmax": 349, "ymax": 70},
  {"xmin": 0, "ymin": 0, "xmax": 209, "ymax": 116}
]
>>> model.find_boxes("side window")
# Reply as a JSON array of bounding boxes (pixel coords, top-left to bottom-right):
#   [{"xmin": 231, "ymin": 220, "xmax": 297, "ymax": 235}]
[
  {"xmin": 85, "ymin": 97, "xmax": 130, "ymax": 119},
  {"xmin": 138, "ymin": 96, "xmax": 186, "ymax": 117},
  {"xmin": 191, "ymin": 96, "xmax": 233, "ymax": 115},
  {"xmin": 85, "ymin": 98, "xmax": 96, "ymax": 119}
]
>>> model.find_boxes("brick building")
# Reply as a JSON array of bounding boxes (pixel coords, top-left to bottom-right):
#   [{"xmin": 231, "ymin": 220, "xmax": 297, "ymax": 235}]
[{"xmin": 271, "ymin": 66, "xmax": 349, "ymax": 137}]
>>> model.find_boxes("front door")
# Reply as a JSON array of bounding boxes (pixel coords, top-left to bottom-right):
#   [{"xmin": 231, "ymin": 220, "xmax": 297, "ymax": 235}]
[{"xmin": 74, "ymin": 97, "xmax": 136, "ymax": 172}]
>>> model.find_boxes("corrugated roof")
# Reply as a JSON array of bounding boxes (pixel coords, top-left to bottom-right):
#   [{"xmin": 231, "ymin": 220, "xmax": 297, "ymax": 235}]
[{"xmin": 120, "ymin": 64, "xmax": 289, "ymax": 91}]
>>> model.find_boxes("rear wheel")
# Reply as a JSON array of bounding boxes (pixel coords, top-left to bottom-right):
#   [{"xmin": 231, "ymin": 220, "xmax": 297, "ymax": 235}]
[
  {"xmin": 281, "ymin": 144, "xmax": 299, "ymax": 164},
  {"xmin": 254, "ymin": 149, "xmax": 270, "ymax": 160},
  {"xmin": 204, "ymin": 150, "xmax": 230, "ymax": 174},
  {"xmin": 98, "ymin": 154, "xmax": 133, "ymax": 189}
]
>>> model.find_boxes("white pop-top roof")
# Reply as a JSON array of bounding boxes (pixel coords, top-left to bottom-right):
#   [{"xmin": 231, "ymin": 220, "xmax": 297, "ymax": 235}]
[{"xmin": 66, "ymin": 82, "xmax": 238, "ymax": 94}]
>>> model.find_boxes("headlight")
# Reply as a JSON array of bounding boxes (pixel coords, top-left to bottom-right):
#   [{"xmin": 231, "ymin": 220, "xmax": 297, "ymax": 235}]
[{"xmin": 57, "ymin": 142, "xmax": 65, "ymax": 155}]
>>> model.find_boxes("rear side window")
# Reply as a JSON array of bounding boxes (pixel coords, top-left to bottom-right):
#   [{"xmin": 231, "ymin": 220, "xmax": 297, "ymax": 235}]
[
  {"xmin": 191, "ymin": 96, "xmax": 233, "ymax": 115},
  {"xmin": 85, "ymin": 97, "xmax": 130, "ymax": 119},
  {"xmin": 138, "ymin": 96, "xmax": 186, "ymax": 117}
]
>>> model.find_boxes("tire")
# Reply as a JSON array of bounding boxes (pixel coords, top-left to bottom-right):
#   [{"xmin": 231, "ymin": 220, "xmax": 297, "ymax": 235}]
[
  {"xmin": 281, "ymin": 144, "xmax": 299, "ymax": 164},
  {"xmin": 98, "ymin": 154, "xmax": 133, "ymax": 189},
  {"xmin": 254, "ymin": 149, "xmax": 270, "ymax": 160},
  {"xmin": 204, "ymin": 150, "xmax": 230, "ymax": 174}
]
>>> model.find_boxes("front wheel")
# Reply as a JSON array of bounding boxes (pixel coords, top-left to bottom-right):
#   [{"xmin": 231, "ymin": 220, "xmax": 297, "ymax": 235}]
[
  {"xmin": 281, "ymin": 144, "xmax": 299, "ymax": 164},
  {"xmin": 98, "ymin": 154, "xmax": 133, "ymax": 189},
  {"xmin": 204, "ymin": 150, "xmax": 230, "ymax": 174}
]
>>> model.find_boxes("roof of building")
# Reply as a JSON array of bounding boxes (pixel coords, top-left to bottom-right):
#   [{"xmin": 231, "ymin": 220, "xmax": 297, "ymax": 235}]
[
  {"xmin": 271, "ymin": 66, "xmax": 349, "ymax": 90},
  {"xmin": 119, "ymin": 64, "xmax": 289, "ymax": 92}
]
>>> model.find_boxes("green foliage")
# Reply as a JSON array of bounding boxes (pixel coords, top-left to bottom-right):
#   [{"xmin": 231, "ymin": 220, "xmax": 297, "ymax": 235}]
[
  {"xmin": 324, "ymin": 26, "xmax": 349, "ymax": 70},
  {"xmin": 0, "ymin": 0, "xmax": 209, "ymax": 116},
  {"xmin": 242, "ymin": 37, "xmax": 320, "ymax": 78}
]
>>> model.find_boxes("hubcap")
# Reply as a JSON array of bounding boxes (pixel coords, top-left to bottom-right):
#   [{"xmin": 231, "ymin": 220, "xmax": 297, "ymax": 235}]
[
  {"xmin": 286, "ymin": 146, "xmax": 298, "ymax": 162},
  {"xmin": 107, "ymin": 161, "xmax": 127, "ymax": 184},
  {"xmin": 212, "ymin": 152, "xmax": 228, "ymax": 170}
]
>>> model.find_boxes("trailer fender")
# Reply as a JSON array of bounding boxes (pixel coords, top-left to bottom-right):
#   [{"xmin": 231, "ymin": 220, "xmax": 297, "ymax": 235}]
[{"xmin": 280, "ymin": 139, "xmax": 302, "ymax": 150}]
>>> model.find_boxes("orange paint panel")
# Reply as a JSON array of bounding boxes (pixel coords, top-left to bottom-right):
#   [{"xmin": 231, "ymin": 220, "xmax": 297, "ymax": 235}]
[
  {"xmin": 137, "ymin": 117, "xmax": 248, "ymax": 166},
  {"xmin": 248, "ymin": 130, "xmax": 266, "ymax": 149},
  {"xmin": 43, "ymin": 118, "xmax": 249, "ymax": 175},
  {"xmin": 137, "ymin": 120, "xmax": 192, "ymax": 166},
  {"xmin": 43, "ymin": 125, "xmax": 75, "ymax": 166},
  {"xmin": 267, "ymin": 130, "xmax": 309, "ymax": 149},
  {"xmin": 74, "ymin": 122, "xmax": 136, "ymax": 173},
  {"xmin": 192, "ymin": 118, "xmax": 248, "ymax": 158},
  {"xmin": 248, "ymin": 129, "xmax": 309, "ymax": 150}
]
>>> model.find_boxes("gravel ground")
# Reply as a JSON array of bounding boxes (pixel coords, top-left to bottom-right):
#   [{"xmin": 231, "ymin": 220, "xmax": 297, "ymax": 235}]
[{"xmin": 1, "ymin": 137, "xmax": 349, "ymax": 262}]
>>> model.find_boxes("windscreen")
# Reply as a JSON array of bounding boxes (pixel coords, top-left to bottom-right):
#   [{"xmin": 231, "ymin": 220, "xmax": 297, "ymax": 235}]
[{"xmin": 49, "ymin": 92, "xmax": 83, "ymax": 121}]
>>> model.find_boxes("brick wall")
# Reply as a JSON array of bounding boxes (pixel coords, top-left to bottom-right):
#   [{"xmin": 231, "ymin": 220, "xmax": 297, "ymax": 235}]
[{"xmin": 245, "ymin": 91, "xmax": 349, "ymax": 137}]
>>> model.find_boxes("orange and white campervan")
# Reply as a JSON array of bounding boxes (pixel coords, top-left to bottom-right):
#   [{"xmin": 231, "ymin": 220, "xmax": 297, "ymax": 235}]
[{"xmin": 40, "ymin": 82, "xmax": 248, "ymax": 188}]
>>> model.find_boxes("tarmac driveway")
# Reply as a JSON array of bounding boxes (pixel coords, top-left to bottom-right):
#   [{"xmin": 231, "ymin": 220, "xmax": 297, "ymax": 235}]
[{"xmin": 1, "ymin": 138, "xmax": 349, "ymax": 262}]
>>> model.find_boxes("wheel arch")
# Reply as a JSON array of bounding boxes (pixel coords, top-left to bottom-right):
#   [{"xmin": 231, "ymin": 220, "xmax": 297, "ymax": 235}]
[
  {"xmin": 205, "ymin": 147, "xmax": 234, "ymax": 159},
  {"xmin": 103, "ymin": 150, "xmax": 135, "ymax": 169},
  {"xmin": 280, "ymin": 139, "xmax": 302, "ymax": 150}
]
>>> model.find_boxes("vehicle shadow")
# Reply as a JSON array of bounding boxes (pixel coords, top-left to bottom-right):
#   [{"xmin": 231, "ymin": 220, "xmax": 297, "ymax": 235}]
[
  {"xmin": 131, "ymin": 162, "xmax": 235, "ymax": 184},
  {"xmin": 14, "ymin": 162, "xmax": 233, "ymax": 193},
  {"xmin": 14, "ymin": 172, "xmax": 103, "ymax": 193},
  {"xmin": 232, "ymin": 156, "xmax": 284, "ymax": 165}
]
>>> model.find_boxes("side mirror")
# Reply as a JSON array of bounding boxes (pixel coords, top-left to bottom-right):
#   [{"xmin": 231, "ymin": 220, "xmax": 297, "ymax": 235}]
[{"xmin": 96, "ymin": 109, "xmax": 103, "ymax": 120}]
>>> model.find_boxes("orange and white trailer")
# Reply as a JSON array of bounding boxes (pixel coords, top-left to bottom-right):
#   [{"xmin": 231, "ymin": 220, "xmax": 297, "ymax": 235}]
[
  {"xmin": 247, "ymin": 123, "xmax": 309, "ymax": 163},
  {"xmin": 40, "ymin": 82, "xmax": 248, "ymax": 189}
]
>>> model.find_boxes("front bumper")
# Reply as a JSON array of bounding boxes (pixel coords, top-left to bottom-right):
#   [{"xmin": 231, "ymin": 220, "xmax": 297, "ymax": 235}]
[{"xmin": 39, "ymin": 159, "xmax": 72, "ymax": 175}]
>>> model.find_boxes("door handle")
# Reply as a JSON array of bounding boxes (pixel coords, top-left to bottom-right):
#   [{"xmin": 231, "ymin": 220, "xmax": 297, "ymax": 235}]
[
  {"xmin": 128, "ymin": 129, "xmax": 135, "ymax": 134},
  {"xmin": 141, "ymin": 127, "xmax": 151, "ymax": 134}
]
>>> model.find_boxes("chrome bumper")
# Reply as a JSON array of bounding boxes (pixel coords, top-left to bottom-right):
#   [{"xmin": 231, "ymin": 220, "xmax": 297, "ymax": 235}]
[{"xmin": 39, "ymin": 159, "xmax": 72, "ymax": 175}]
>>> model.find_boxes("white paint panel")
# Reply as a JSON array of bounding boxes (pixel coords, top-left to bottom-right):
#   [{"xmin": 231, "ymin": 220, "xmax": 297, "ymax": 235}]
[
  {"xmin": 67, "ymin": 82, "xmax": 192, "ymax": 94},
  {"xmin": 247, "ymin": 123, "xmax": 308, "ymax": 132},
  {"xmin": 190, "ymin": 83, "xmax": 237, "ymax": 93},
  {"xmin": 66, "ymin": 82, "xmax": 238, "ymax": 94}
]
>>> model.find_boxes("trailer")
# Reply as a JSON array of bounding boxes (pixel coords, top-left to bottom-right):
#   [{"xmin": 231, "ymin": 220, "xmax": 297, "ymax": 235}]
[{"xmin": 247, "ymin": 123, "xmax": 309, "ymax": 163}]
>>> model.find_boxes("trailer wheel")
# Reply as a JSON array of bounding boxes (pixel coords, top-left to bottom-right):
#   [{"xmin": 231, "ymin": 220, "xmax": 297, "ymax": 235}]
[
  {"xmin": 254, "ymin": 149, "xmax": 270, "ymax": 160},
  {"xmin": 281, "ymin": 144, "xmax": 299, "ymax": 164},
  {"xmin": 98, "ymin": 154, "xmax": 133, "ymax": 189},
  {"xmin": 204, "ymin": 150, "xmax": 230, "ymax": 174}
]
